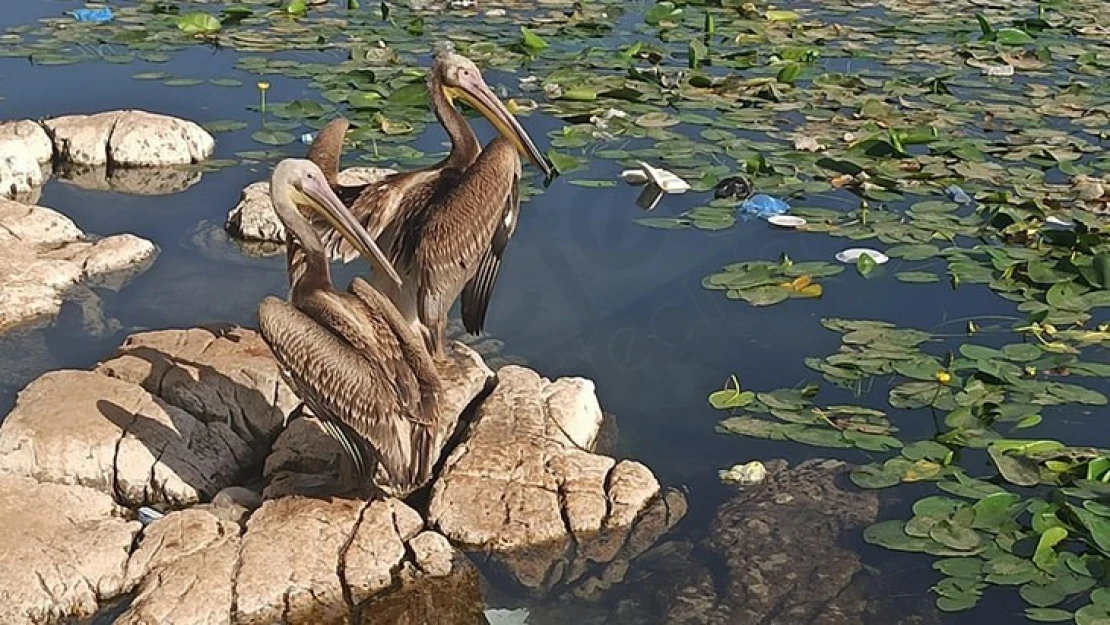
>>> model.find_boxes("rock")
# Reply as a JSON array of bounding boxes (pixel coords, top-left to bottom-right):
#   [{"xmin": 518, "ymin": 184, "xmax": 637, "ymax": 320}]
[
  {"xmin": 0, "ymin": 327, "xmax": 297, "ymax": 507},
  {"xmin": 95, "ymin": 326, "xmax": 299, "ymax": 445},
  {"xmin": 0, "ymin": 197, "xmax": 158, "ymax": 334},
  {"xmin": 0, "ymin": 120, "xmax": 52, "ymax": 201},
  {"xmin": 0, "ymin": 475, "xmax": 140, "ymax": 625},
  {"xmin": 56, "ymin": 163, "xmax": 204, "ymax": 195},
  {"xmin": 43, "ymin": 110, "xmax": 214, "ymax": 167},
  {"xmin": 428, "ymin": 365, "xmax": 686, "ymax": 596},
  {"xmin": 225, "ymin": 166, "xmax": 396, "ymax": 244},
  {"xmin": 263, "ymin": 340, "xmax": 494, "ymax": 499}
]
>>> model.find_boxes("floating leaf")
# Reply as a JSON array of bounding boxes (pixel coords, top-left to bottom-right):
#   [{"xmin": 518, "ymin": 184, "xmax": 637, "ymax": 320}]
[
  {"xmin": 251, "ymin": 130, "xmax": 296, "ymax": 146},
  {"xmin": 174, "ymin": 13, "xmax": 221, "ymax": 36}
]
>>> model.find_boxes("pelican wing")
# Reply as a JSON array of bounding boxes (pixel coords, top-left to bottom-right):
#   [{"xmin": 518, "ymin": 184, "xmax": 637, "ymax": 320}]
[
  {"xmin": 257, "ymin": 295, "xmax": 432, "ymax": 489},
  {"xmin": 460, "ymin": 165, "xmax": 519, "ymax": 335},
  {"xmin": 416, "ymin": 139, "xmax": 523, "ymax": 342}
]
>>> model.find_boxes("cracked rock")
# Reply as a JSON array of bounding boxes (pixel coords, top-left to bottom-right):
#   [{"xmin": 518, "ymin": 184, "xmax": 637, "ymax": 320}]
[
  {"xmin": 0, "ymin": 327, "xmax": 293, "ymax": 507},
  {"xmin": 225, "ymin": 167, "xmax": 396, "ymax": 244},
  {"xmin": 0, "ymin": 475, "xmax": 140, "ymax": 625},
  {"xmin": 43, "ymin": 110, "xmax": 214, "ymax": 167},
  {"xmin": 263, "ymin": 340, "xmax": 493, "ymax": 499},
  {"xmin": 428, "ymin": 365, "xmax": 686, "ymax": 596},
  {"xmin": 0, "ymin": 197, "xmax": 158, "ymax": 334}
]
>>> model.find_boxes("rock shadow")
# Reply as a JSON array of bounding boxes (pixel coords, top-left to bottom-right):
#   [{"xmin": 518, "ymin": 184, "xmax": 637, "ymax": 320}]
[{"xmin": 55, "ymin": 162, "xmax": 204, "ymax": 196}]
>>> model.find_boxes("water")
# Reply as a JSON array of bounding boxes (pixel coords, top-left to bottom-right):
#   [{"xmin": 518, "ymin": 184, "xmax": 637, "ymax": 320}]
[{"xmin": 0, "ymin": 3, "xmax": 1100, "ymax": 624}]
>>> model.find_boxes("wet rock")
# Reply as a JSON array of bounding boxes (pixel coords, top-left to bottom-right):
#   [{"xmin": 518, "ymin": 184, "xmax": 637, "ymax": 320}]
[
  {"xmin": 43, "ymin": 110, "xmax": 214, "ymax": 167},
  {"xmin": 428, "ymin": 365, "xmax": 686, "ymax": 596},
  {"xmin": 0, "ymin": 197, "xmax": 158, "ymax": 334},
  {"xmin": 0, "ymin": 475, "xmax": 140, "ymax": 625},
  {"xmin": 264, "ymin": 340, "xmax": 494, "ymax": 499},
  {"xmin": 225, "ymin": 166, "xmax": 396, "ymax": 244},
  {"xmin": 56, "ymin": 163, "xmax": 204, "ymax": 196},
  {"xmin": 0, "ymin": 120, "xmax": 52, "ymax": 201}
]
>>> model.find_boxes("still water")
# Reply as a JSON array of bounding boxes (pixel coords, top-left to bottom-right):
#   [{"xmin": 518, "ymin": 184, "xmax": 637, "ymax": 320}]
[{"xmin": 0, "ymin": 2, "xmax": 1091, "ymax": 623}]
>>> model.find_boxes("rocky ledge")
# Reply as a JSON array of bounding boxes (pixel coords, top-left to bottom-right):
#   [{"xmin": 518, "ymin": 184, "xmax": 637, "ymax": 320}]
[
  {"xmin": 0, "ymin": 111, "xmax": 215, "ymax": 202},
  {"xmin": 0, "ymin": 326, "xmax": 684, "ymax": 624},
  {"xmin": 0, "ymin": 196, "xmax": 158, "ymax": 335}
]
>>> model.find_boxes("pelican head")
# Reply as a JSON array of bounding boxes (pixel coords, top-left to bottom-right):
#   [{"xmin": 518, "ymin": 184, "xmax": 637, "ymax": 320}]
[
  {"xmin": 431, "ymin": 50, "xmax": 553, "ymax": 178},
  {"xmin": 270, "ymin": 158, "xmax": 403, "ymax": 289}
]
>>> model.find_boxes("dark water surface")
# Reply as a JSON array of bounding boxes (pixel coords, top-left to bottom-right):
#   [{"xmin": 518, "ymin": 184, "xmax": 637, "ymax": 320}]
[{"xmin": 1, "ymin": 2, "xmax": 1096, "ymax": 624}]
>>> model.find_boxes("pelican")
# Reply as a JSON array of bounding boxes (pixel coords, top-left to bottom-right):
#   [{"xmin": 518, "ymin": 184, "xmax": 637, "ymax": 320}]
[
  {"xmin": 309, "ymin": 48, "xmax": 554, "ymax": 360},
  {"xmin": 257, "ymin": 158, "xmax": 443, "ymax": 497}
]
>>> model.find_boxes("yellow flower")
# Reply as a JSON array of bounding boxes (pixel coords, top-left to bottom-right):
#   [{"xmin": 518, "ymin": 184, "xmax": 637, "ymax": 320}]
[
  {"xmin": 257, "ymin": 81, "xmax": 270, "ymax": 91},
  {"xmin": 936, "ymin": 370, "xmax": 951, "ymax": 385}
]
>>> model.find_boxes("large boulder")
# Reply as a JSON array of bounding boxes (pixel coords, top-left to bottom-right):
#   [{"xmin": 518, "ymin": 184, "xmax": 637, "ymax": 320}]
[
  {"xmin": 428, "ymin": 365, "xmax": 687, "ymax": 596},
  {"xmin": 0, "ymin": 327, "xmax": 294, "ymax": 507},
  {"xmin": 225, "ymin": 167, "xmax": 396, "ymax": 244},
  {"xmin": 0, "ymin": 475, "xmax": 140, "ymax": 625},
  {"xmin": 0, "ymin": 197, "xmax": 158, "ymax": 334},
  {"xmin": 0, "ymin": 120, "xmax": 52, "ymax": 202},
  {"xmin": 118, "ymin": 497, "xmax": 485, "ymax": 625},
  {"xmin": 43, "ymin": 110, "xmax": 215, "ymax": 167}
]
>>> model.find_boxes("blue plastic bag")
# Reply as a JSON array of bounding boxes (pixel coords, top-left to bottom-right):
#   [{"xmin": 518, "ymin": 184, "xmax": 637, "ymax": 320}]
[
  {"xmin": 738, "ymin": 194, "xmax": 790, "ymax": 220},
  {"xmin": 945, "ymin": 185, "xmax": 972, "ymax": 205},
  {"xmin": 71, "ymin": 8, "xmax": 114, "ymax": 23}
]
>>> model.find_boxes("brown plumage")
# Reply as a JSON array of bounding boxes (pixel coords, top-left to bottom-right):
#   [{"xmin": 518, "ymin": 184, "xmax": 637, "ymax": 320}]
[
  {"xmin": 307, "ymin": 49, "xmax": 552, "ymax": 360},
  {"xmin": 257, "ymin": 158, "xmax": 441, "ymax": 497}
]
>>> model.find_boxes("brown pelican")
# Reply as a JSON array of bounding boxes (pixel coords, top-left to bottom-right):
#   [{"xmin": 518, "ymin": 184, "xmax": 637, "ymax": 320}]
[
  {"xmin": 257, "ymin": 158, "xmax": 442, "ymax": 497},
  {"xmin": 309, "ymin": 49, "xmax": 553, "ymax": 360}
]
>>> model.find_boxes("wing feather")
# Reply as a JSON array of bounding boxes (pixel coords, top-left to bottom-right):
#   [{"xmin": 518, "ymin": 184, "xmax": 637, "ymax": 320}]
[
  {"xmin": 257, "ymin": 295, "xmax": 432, "ymax": 490},
  {"xmin": 460, "ymin": 166, "xmax": 519, "ymax": 335}
]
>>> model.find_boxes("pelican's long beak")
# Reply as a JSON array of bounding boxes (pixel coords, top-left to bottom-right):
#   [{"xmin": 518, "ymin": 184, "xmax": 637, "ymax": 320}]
[
  {"xmin": 449, "ymin": 73, "xmax": 554, "ymax": 179},
  {"xmin": 298, "ymin": 175, "xmax": 404, "ymax": 289}
]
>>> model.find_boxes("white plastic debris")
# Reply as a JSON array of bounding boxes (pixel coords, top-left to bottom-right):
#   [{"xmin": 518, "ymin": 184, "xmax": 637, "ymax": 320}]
[
  {"xmin": 767, "ymin": 215, "xmax": 807, "ymax": 228},
  {"xmin": 636, "ymin": 161, "xmax": 691, "ymax": 193},
  {"xmin": 485, "ymin": 608, "xmax": 531, "ymax": 625},
  {"xmin": 982, "ymin": 64, "xmax": 1015, "ymax": 77},
  {"xmin": 137, "ymin": 506, "xmax": 165, "ymax": 526},
  {"xmin": 1045, "ymin": 216, "xmax": 1075, "ymax": 229},
  {"xmin": 621, "ymin": 169, "xmax": 650, "ymax": 184},
  {"xmin": 835, "ymin": 247, "xmax": 889, "ymax": 265},
  {"xmin": 719, "ymin": 461, "xmax": 768, "ymax": 485}
]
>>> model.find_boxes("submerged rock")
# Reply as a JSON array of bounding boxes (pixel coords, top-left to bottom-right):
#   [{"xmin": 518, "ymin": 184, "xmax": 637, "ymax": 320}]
[
  {"xmin": 225, "ymin": 166, "xmax": 395, "ymax": 245},
  {"xmin": 0, "ymin": 197, "xmax": 158, "ymax": 334},
  {"xmin": 43, "ymin": 110, "xmax": 215, "ymax": 168},
  {"xmin": 0, "ymin": 475, "xmax": 140, "ymax": 625},
  {"xmin": 541, "ymin": 458, "xmax": 939, "ymax": 625},
  {"xmin": 428, "ymin": 365, "xmax": 687, "ymax": 596}
]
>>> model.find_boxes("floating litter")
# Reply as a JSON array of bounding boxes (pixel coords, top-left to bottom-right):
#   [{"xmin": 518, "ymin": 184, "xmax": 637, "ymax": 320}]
[
  {"xmin": 719, "ymin": 460, "xmax": 767, "ymax": 485},
  {"xmin": 137, "ymin": 507, "xmax": 165, "ymax": 526},
  {"xmin": 637, "ymin": 161, "xmax": 690, "ymax": 193},
  {"xmin": 620, "ymin": 169, "xmax": 649, "ymax": 185},
  {"xmin": 485, "ymin": 608, "xmax": 531, "ymax": 625},
  {"xmin": 71, "ymin": 8, "xmax": 114, "ymax": 23},
  {"xmin": 739, "ymin": 194, "xmax": 790, "ymax": 218},
  {"xmin": 982, "ymin": 64, "xmax": 1015, "ymax": 77},
  {"xmin": 944, "ymin": 185, "xmax": 972, "ymax": 205},
  {"xmin": 299, "ymin": 133, "xmax": 316, "ymax": 145},
  {"xmin": 835, "ymin": 248, "xmax": 889, "ymax": 265},
  {"xmin": 714, "ymin": 175, "xmax": 753, "ymax": 200},
  {"xmin": 767, "ymin": 215, "xmax": 806, "ymax": 228},
  {"xmin": 1045, "ymin": 216, "xmax": 1075, "ymax": 229}
]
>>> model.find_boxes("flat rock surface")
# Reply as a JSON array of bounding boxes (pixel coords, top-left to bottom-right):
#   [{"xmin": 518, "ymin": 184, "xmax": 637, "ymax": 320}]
[
  {"xmin": 43, "ymin": 110, "xmax": 214, "ymax": 167},
  {"xmin": 0, "ymin": 475, "xmax": 140, "ymax": 625},
  {"xmin": 118, "ymin": 496, "xmax": 481, "ymax": 625},
  {"xmin": 428, "ymin": 365, "xmax": 686, "ymax": 595},
  {"xmin": 0, "ymin": 197, "xmax": 158, "ymax": 334},
  {"xmin": 0, "ymin": 327, "xmax": 295, "ymax": 507},
  {"xmin": 225, "ymin": 167, "xmax": 395, "ymax": 244},
  {"xmin": 264, "ymin": 340, "xmax": 494, "ymax": 499}
]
